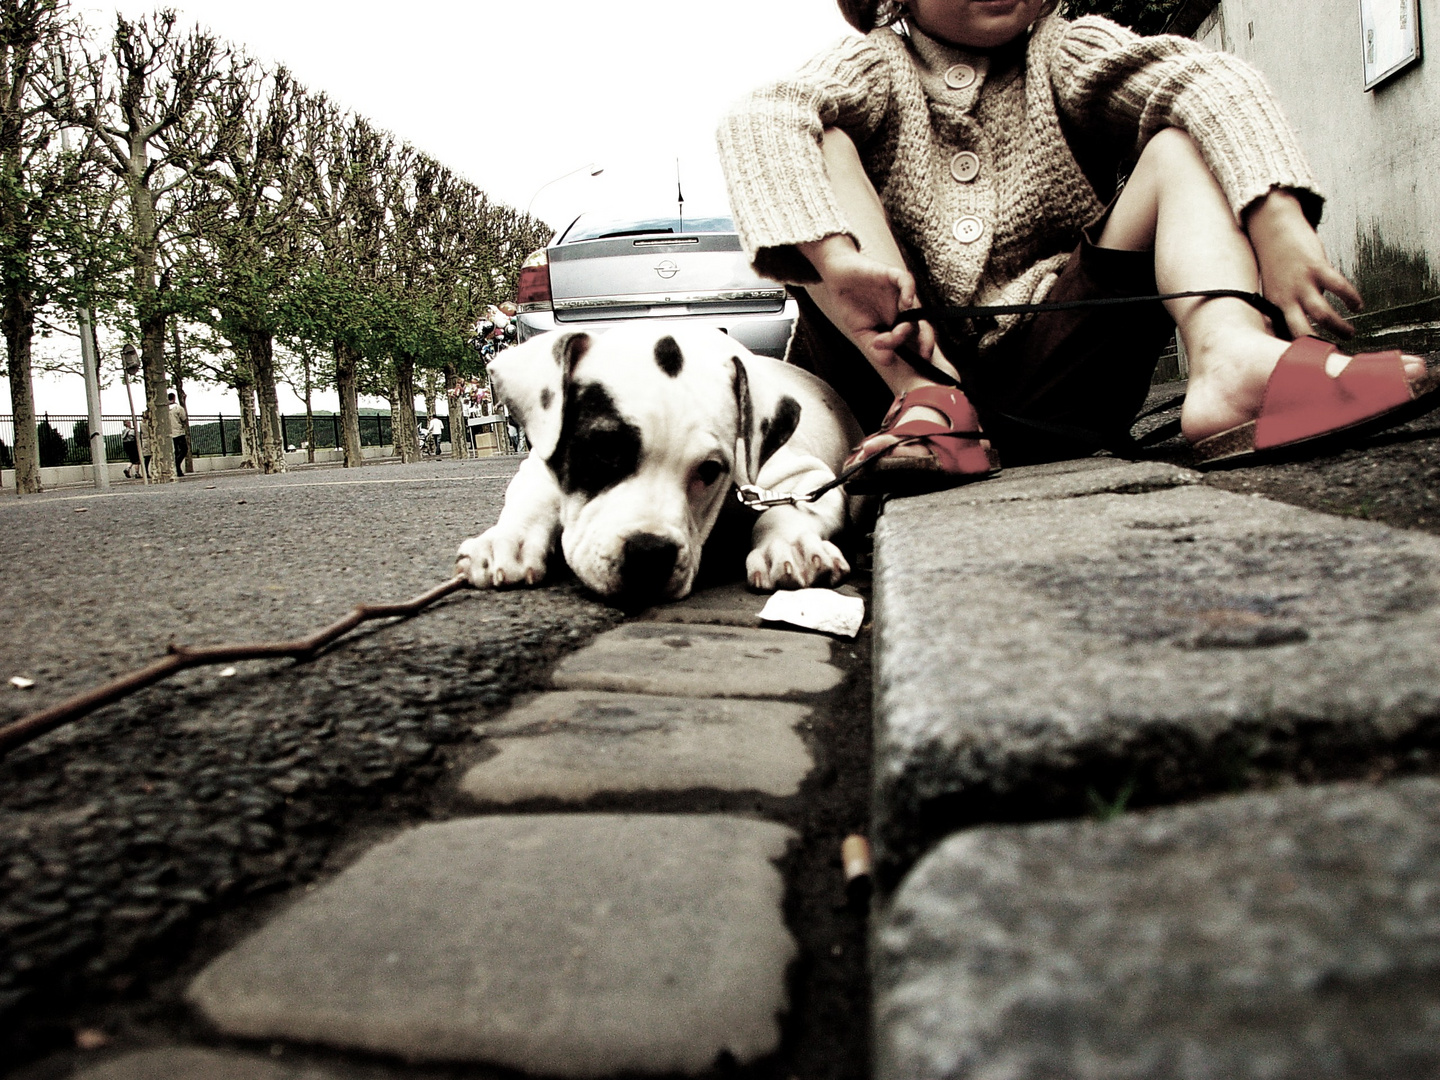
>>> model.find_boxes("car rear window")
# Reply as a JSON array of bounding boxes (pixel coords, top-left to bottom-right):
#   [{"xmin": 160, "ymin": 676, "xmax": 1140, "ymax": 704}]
[{"xmin": 558, "ymin": 214, "xmax": 736, "ymax": 244}]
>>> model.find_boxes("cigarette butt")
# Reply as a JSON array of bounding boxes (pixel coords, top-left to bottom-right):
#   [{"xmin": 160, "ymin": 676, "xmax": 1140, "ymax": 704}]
[
  {"xmin": 841, "ymin": 834, "xmax": 872, "ymax": 883},
  {"xmin": 9, "ymin": 676, "xmax": 35, "ymax": 689}
]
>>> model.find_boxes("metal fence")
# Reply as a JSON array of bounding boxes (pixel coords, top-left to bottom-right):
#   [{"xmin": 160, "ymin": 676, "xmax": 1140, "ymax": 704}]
[{"xmin": 0, "ymin": 413, "xmax": 410, "ymax": 469}]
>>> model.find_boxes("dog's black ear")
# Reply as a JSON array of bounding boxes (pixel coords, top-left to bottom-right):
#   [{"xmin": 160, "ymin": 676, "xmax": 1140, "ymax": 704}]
[
  {"xmin": 730, "ymin": 353, "xmax": 801, "ymax": 485},
  {"xmin": 488, "ymin": 331, "xmax": 591, "ymax": 459},
  {"xmin": 731, "ymin": 354, "xmax": 756, "ymax": 483},
  {"xmin": 555, "ymin": 331, "xmax": 592, "ymax": 382}
]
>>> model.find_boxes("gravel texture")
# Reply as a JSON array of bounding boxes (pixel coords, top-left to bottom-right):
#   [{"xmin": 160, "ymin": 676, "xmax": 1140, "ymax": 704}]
[{"xmin": 0, "ymin": 461, "xmax": 620, "ymax": 1063}]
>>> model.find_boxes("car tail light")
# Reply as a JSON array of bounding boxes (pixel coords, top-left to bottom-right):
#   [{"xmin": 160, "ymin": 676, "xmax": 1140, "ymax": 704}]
[{"xmin": 515, "ymin": 248, "xmax": 552, "ymax": 312}]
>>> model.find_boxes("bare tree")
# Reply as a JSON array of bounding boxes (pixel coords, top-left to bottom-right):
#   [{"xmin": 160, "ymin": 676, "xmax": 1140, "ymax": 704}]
[
  {"xmin": 182, "ymin": 58, "xmax": 306, "ymax": 473},
  {"xmin": 0, "ymin": 0, "xmax": 106, "ymax": 493},
  {"xmin": 79, "ymin": 11, "xmax": 229, "ymax": 483},
  {"xmin": 295, "ymin": 100, "xmax": 392, "ymax": 467}
]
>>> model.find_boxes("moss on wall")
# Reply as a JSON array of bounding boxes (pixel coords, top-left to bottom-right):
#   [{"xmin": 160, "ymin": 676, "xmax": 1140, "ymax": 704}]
[
  {"xmin": 1340, "ymin": 226, "xmax": 1440, "ymax": 354},
  {"xmin": 1348, "ymin": 225, "xmax": 1440, "ymax": 314}
]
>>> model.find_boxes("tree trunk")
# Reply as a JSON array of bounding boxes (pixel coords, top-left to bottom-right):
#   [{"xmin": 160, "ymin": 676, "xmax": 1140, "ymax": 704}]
[
  {"xmin": 443, "ymin": 362, "xmax": 466, "ymax": 459},
  {"xmin": 250, "ymin": 331, "xmax": 287, "ymax": 474},
  {"xmin": 393, "ymin": 355, "xmax": 419, "ymax": 463},
  {"xmin": 3, "ymin": 291, "xmax": 42, "ymax": 494},
  {"xmin": 334, "ymin": 340, "xmax": 363, "ymax": 468},
  {"xmin": 236, "ymin": 378, "xmax": 259, "ymax": 468},
  {"xmin": 140, "ymin": 310, "xmax": 174, "ymax": 483},
  {"xmin": 423, "ymin": 370, "xmax": 439, "ymax": 429},
  {"xmin": 128, "ymin": 172, "xmax": 174, "ymax": 483}
]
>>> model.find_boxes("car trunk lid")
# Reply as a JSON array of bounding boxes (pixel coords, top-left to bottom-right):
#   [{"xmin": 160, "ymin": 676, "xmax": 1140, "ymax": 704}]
[{"xmin": 547, "ymin": 233, "xmax": 786, "ymax": 322}]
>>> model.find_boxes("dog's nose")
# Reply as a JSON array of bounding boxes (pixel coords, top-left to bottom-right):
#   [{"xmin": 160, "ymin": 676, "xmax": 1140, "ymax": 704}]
[{"xmin": 618, "ymin": 533, "xmax": 680, "ymax": 603}]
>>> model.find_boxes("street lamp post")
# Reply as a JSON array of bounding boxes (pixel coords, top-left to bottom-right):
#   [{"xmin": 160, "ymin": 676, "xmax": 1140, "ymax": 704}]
[
  {"xmin": 121, "ymin": 345, "xmax": 149, "ymax": 485},
  {"xmin": 524, "ymin": 163, "xmax": 605, "ymax": 221}
]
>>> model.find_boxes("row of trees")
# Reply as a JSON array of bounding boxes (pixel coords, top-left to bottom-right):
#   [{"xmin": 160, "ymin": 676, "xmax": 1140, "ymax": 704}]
[{"xmin": 1, "ymin": 0, "xmax": 550, "ymax": 492}]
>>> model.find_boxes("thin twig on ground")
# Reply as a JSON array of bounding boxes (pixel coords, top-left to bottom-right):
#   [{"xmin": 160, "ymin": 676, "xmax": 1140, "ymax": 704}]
[{"xmin": 0, "ymin": 575, "xmax": 471, "ymax": 757}]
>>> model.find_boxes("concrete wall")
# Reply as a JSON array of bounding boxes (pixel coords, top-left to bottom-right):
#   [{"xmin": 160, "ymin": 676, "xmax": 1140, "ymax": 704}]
[{"xmin": 1191, "ymin": 0, "xmax": 1440, "ymax": 323}]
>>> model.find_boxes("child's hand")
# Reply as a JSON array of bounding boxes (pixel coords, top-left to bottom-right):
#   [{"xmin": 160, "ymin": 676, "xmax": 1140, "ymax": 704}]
[
  {"xmin": 1245, "ymin": 189, "xmax": 1362, "ymax": 339},
  {"xmin": 797, "ymin": 234, "xmax": 936, "ymax": 368}
]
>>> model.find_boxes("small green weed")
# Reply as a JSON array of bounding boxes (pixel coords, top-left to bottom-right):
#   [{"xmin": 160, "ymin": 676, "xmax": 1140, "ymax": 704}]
[{"xmin": 1085, "ymin": 776, "xmax": 1137, "ymax": 821}]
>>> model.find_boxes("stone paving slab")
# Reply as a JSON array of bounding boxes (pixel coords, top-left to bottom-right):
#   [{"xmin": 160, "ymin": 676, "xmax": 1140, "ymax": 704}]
[
  {"xmin": 187, "ymin": 815, "xmax": 797, "ymax": 1078},
  {"xmin": 636, "ymin": 580, "xmax": 864, "ymax": 628},
  {"xmin": 552, "ymin": 622, "xmax": 842, "ymax": 697},
  {"xmin": 460, "ymin": 690, "xmax": 814, "ymax": 802},
  {"xmin": 874, "ymin": 776, "xmax": 1440, "ymax": 1080},
  {"xmin": 873, "ymin": 482, "xmax": 1440, "ymax": 880},
  {"xmin": 72, "ymin": 1048, "xmax": 340, "ymax": 1080}
]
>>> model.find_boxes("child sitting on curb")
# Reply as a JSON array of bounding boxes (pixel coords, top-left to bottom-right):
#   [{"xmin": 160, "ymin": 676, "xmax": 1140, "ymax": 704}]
[{"xmin": 717, "ymin": 0, "xmax": 1435, "ymax": 492}]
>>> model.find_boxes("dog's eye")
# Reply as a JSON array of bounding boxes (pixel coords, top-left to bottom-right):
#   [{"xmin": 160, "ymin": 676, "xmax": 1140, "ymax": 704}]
[{"xmin": 696, "ymin": 460, "xmax": 724, "ymax": 486}]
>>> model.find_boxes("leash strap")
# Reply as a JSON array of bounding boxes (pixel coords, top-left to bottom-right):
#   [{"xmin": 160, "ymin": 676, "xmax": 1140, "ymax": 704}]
[
  {"xmin": 735, "ymin": 288, "xmax": 1289, "ymax": 509},
  {"xmin": 894, "ymin": 288, "xmax": 1290, "ymax": 339}
]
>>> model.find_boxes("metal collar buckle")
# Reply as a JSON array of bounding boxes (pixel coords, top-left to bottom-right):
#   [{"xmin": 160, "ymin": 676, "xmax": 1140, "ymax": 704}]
[{"xmin": 735, "ymin": 484, "xmax": 815, "ymax": 510}]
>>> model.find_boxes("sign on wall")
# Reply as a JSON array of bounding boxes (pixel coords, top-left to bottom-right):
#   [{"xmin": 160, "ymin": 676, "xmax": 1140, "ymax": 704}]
[{"xmin": 1361, "ymin": 0, "xmax": 1423, "ymax": 90}]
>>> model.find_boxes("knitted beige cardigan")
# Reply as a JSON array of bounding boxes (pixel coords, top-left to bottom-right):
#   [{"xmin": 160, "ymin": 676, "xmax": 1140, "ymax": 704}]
[{"xmin": 717, "ymin": 13, "xmax": 1320, "ymax": 350}]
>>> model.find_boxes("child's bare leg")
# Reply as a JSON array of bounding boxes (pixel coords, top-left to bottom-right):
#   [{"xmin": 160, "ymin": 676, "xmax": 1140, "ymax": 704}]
[
  {"xmin": 1099, "ymin": 127, "xmax": 1424, "ymax": 442},
  {"xmin": 801, "ymin": 128, "xmax": 961, "ymax": 458}
]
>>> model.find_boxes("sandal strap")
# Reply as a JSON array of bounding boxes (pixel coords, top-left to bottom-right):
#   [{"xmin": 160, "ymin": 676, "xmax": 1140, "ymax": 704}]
[
  {"xmin": 1255, "ymin": 337, "xmax": 1412, "ymax": 450},
  {"xmin": 889, "ymin": 385, "xmax": 982, "ymax": 432}
]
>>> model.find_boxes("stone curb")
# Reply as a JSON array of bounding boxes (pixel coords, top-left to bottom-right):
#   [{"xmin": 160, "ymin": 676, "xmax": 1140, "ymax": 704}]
[
  {"xmin": 870, "ymin": 460, "xmax": 1440, "ymax": 883},
  {"xmin": 874, "ymin": 776, "xmax": 1440, "ymax": 1080}
]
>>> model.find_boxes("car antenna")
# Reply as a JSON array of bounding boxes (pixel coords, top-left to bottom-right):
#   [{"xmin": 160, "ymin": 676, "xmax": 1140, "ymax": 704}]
[{"xmin": 676, "ymin": 157, "xmax": 685, "ymax": 231}]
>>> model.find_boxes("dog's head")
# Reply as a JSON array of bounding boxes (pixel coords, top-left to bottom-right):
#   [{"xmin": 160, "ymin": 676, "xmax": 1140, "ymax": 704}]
[{"xmin": 489, "ymin": 324, "xmax": 803, "ymax": 603}]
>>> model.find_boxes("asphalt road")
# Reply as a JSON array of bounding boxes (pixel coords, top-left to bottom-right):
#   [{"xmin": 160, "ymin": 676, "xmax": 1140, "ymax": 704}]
[{"xmin": 1, "ymin": 458, "xmax": 623, "ymax": 1067}]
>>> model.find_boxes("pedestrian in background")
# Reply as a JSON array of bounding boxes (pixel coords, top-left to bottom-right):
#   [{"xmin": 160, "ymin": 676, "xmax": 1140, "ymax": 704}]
[
  {"xmin": 168, "ymin": 391, "xmax": 189, "ymax": 477},
  {"xmin": 141, "ymin": 412, "xmax": 156, "ymax": 479},
  {"xmin": 121, "ymin": 419, "xmax": 142, "ymax": 479}
]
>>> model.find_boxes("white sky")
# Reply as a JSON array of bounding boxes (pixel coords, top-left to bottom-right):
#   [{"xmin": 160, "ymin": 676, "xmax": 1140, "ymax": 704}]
[{"xmin": 9, "ymin": 0, "xmax": 854, "ymax": 418}]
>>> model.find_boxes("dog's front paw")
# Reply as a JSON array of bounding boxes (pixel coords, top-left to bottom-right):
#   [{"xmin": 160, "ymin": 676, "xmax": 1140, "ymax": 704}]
[
  {"xmin": 747, "ymin": 532, "xmax": 850, "ymax": 591},
  {"xmin": 456, "ymin": 527, "xmax": 549, "ymax": 589}
]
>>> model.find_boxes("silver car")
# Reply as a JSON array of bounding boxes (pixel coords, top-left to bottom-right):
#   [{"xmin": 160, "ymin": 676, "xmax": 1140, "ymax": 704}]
[{"xmin": 514, "ymin": 211, "xmax": 798, "ymax": 358}]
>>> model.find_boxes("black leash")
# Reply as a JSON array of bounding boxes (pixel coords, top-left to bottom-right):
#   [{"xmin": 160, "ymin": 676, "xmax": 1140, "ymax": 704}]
[
  {"xmin": 893, "ymin": 288, "xmax": 1289, "ymax": 335},
  {"xmin": 735, "ymin": 288, "xmax": 1287, "ymax": 509}
]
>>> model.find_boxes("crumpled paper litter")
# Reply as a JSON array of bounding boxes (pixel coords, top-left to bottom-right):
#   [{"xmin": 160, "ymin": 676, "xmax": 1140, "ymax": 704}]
[{"xmin": 758, "ymin": 588, "xmax": 865, "ymax": 638}]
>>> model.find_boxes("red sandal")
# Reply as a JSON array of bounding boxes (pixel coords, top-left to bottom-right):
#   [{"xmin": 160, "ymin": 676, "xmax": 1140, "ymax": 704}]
[
  {"xmin": 1194, "ymin": 337, "xmax": 1440, "ymax": 465},
  {"xmin": 840, "ymin": 384, "xmax": 1001, "ymax": 496}
]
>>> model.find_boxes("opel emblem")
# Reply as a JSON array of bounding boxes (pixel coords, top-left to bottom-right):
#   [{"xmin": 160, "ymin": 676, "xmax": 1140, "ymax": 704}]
[{"xmin": 654, "ymin": 260, "xmax": 679, "ymax": 279}]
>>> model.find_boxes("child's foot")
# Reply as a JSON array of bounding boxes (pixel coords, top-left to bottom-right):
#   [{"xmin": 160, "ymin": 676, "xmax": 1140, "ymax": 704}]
[
  {"xmin": 841, "ymin": 384, "xmax": 999, "ymax": 495},
  {"xmin": 1181, "ymin": 330, "xmax": 1428, "ymax": 444},
  {"xmin": 849, "ymin": 402, "xmax": 951, "ymax": 461}
]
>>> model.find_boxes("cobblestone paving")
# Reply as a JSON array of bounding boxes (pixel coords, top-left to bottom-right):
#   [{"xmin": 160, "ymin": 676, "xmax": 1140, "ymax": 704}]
[{"xmin": 870, "ymin": 456, "xmax": 1440, "ymax": 1078}]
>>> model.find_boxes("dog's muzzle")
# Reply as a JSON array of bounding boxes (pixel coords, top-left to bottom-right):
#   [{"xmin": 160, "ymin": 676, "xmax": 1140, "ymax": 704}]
[{"xmin": 617, "ymin": 532, "xmax": 681, "ymax": 604}]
